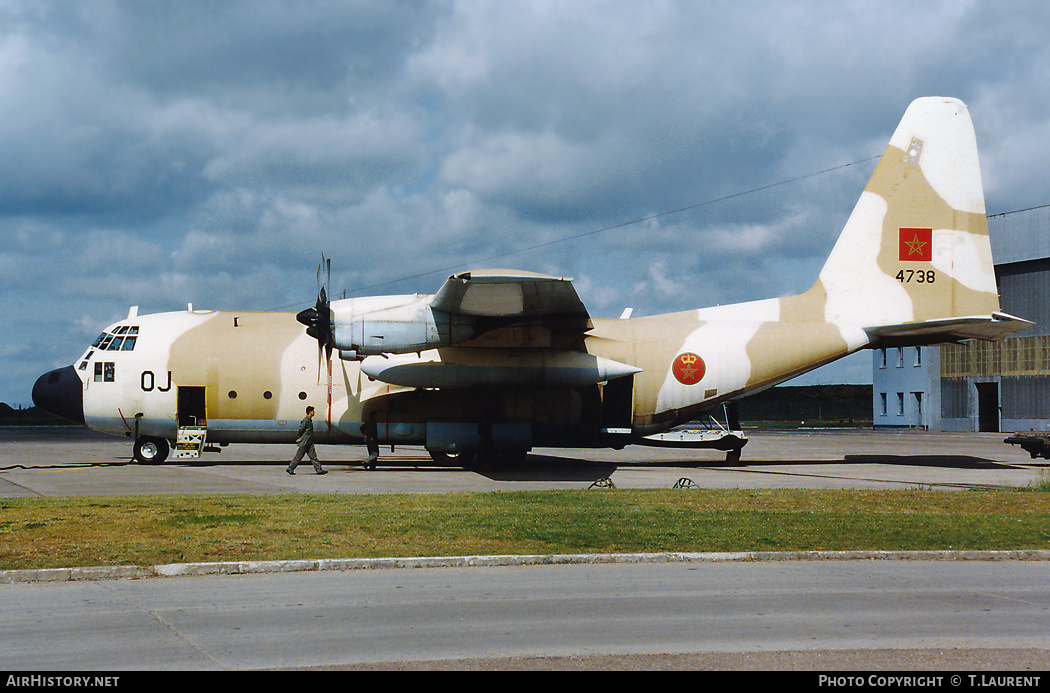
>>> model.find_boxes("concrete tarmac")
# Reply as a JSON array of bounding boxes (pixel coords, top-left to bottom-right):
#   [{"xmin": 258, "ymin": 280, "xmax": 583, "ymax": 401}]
[
  {"xmin": 0, "ymin": 425, "xmax": 1046, "ymax": 498},
  {"xmin": 2, "ymin": 426, "xmax": 1048, "ymax": 672}
]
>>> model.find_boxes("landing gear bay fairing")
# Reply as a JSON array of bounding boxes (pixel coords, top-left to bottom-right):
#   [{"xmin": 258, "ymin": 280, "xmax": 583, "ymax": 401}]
[{"xmin": 33, "ymin": 98, "xmax": 1031, "ymax": 465}]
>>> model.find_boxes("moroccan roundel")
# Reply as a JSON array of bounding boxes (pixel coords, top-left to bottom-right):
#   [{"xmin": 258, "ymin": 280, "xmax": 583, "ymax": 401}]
[{"xmin": 672, "ymin": 352, "xmax": 705, "ymax": 385}]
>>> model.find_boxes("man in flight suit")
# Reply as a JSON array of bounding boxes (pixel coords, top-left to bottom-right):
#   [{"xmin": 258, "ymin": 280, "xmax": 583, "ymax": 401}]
[
  {"xmin": 361, "ymin": 410, "xmax": 380, "ymax": 470},
  {"xmin": 287, "ymin": 406, "xmax": 327, "ymax": 475}
]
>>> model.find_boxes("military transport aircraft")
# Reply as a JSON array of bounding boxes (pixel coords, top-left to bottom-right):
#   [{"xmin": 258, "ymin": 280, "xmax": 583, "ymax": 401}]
[{"xmin": 33, "ymin": 97, "xmax": 1032, "ymax": 466}]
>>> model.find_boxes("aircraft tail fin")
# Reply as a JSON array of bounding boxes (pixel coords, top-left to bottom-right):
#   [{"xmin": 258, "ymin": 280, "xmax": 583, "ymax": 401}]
[{"xmin": 813, "ymin": 97, "xmax": 1030, "ymax": 343}]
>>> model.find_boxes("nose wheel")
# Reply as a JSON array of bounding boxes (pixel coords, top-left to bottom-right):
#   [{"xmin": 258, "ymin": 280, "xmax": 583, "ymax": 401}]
[{"xmin": 133, "ymin": 436, "xmax": 170, "ymax": 464}]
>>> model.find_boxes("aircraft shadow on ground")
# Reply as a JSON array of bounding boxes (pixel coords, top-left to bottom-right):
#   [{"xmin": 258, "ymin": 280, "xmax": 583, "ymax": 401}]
[
  {"xmin": 728, "ymin": 455, "xmax": 1009, "ymax": 470},
  {"xmin": 173, "ymin": 455, "xmax": 619, "ymax": 482},
  {"xmin": 162, "ymin": 453, "xmax": 1011, "ymax": 479},
  {"xmin": 423, "ymin": 453, "xmax": 1012, "ymax": 480},
  {"xmin": 537, "ymin": 453, "xmax": 1012, "ymax": 472},
  {"xmin": 842, "ymin": 454, "xmax": 1010, "ymax": 470},
  {"xmin": 469, "ymin": 456, "xmax": 619, "ymax": 482}
]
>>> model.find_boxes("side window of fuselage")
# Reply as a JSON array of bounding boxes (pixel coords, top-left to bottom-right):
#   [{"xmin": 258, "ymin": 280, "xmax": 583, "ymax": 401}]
[{"xmin": 94, "ymin": 362, "xmax": 116, "ymax": 382}]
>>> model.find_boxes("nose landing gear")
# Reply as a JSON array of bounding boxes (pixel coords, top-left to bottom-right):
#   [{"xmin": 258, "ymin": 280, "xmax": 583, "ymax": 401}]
[{"xmin": 133, "ymin": 436, "xmax": 170, "ymax": 464}]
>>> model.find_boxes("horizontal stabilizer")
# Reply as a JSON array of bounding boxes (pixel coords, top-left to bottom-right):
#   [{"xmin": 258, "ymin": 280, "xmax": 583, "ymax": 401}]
[{"xmin": 865, "ymin": 312, "xmax": 1033, "ymax": 346}]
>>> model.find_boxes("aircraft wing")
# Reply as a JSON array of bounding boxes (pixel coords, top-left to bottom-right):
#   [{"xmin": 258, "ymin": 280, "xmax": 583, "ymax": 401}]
[
  {"xmin": 430, "ymin": 269, "xmax": 592, "ymax": 332},
  {"xmin": 865, "ymin": 312, "xmax": 1034, "ymax": 346},
  {"xmin": 349, "ymin": 270, "xmax": 618, "ymax": 389}
]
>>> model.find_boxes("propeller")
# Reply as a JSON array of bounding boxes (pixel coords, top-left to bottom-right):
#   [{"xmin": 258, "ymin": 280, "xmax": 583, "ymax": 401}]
[
  {"xmin": 296, "ymin": 254, "xmax": 334, "ymax": 356},
  {"xmin": 296, "ymin": 255, "xmax": 335, "ymax": 425}
]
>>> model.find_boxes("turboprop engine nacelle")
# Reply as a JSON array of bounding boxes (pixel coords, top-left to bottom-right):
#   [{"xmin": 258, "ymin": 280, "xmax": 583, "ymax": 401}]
[{"xmin": 331, "ymin": 294, "xmax": 475, "ymax": 359}]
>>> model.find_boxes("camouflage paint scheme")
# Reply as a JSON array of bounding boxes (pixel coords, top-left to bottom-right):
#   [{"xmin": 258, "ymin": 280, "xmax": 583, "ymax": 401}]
[{"xmin": 34, "ymin": 97, "xmax": 1031, "ymax": 463}]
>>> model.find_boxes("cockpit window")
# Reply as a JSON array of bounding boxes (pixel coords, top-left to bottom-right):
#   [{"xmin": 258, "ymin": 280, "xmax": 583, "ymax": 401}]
[
  {"xmin": 82, "ymin": 326, "xmax": 139, "ymax": 371},
  {"xmin": 94, "ymin": 326, "xmax": 140, "ymax": 352}
]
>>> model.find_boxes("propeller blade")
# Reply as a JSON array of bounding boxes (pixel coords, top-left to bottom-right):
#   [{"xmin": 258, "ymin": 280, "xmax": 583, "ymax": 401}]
[
  {"xmin": 321, "ymin": 255, "xmax": 334, "ymax": 425},
  {"xmin": 300, "ymin": 255, "xmax": 336, "ymax": 395}
]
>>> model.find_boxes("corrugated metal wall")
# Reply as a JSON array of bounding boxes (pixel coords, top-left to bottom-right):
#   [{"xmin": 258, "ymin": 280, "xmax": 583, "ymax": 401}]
[
  {"xmin": 996, "ymin": 260, "xmax": 1050, "ymax": 338},
  {"xmin": 940, "ymin": 377, "xmax": 969, "ymax": 419},
  {"xmin": 989, "ymin": 205, "xmax": 1050, "ymax": 265},
  {"xmin": 942, "ymin": 335, "xmax": 1050, "ymax": 377},
  {"xmin": 1002, "ymin": 376, "xmax": 1050, "ymax": 420}
]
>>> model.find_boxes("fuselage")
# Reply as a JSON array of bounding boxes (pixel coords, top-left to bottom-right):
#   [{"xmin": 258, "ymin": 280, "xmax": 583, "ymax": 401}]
[{"xmin": 33, "ymin": 289, "xmax": 863, "ymax": 459}]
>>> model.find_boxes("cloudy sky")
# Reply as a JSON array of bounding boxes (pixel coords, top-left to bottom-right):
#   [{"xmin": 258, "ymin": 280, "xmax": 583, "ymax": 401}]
[{"xmin": 4, "ymin": 0, "xmax": 1050, "ymax": 406}]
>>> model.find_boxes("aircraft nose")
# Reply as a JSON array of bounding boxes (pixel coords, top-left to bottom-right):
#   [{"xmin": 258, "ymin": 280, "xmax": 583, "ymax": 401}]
[{"xmin": 32, "ymin": 365, "xmax": 85, "ymax": 425}]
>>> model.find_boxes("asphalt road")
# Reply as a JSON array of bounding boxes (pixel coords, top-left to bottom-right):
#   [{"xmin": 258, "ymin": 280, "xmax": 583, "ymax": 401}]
[
  {"xmin": 1, "ymin": 426, "xmax": 1047, "ymax": 672},
  {"xmin": 1, "ymin": 558, "xmax": 1047, "ymax": 672}
]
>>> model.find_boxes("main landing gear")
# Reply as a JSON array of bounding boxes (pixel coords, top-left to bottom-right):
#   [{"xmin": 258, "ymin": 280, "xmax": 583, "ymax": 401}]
[
  {"xmin": 428, "ymin": 449, "xmax": 529, "ymax": 467},
  {"xmin": 637, "ymin": 404, "xmax": 748, "ymax": 465}
]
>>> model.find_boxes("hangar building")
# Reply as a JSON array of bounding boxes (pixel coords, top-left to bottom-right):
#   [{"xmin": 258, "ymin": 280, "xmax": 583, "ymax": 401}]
[{"xmin": 872, "ymin": 205, "xmax": 1050, "ymax": 432}]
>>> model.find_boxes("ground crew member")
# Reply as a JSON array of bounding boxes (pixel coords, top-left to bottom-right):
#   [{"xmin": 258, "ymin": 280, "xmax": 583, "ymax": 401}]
[
  {"xmin": 361, "ymin": 411, "xmax": 379, "ymax": 470},
  {"xmin": 287, "ymin": 406, "xmax": 327, "ymax": 475}
]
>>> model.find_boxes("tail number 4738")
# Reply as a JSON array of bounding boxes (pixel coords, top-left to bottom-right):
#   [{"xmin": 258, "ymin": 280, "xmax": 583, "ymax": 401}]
[{"xmin": 896, "ymin": 269, "xmax": 936, "ymax": 283}]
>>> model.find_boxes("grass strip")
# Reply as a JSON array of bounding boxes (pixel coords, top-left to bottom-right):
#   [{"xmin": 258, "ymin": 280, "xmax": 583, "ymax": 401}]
[{"xmin": 0, "ymin": 488, "xmax": 1048, "ymax": 571}]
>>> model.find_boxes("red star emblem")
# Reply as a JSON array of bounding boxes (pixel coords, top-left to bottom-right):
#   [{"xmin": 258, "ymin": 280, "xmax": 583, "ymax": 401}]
[
  {"xmin": 672, "ymin": 352, "xmax": 705, "ymax": 385},
  {"xmin": 898, "ymin": 227, "xmax": 933, "ymax": 262}
]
